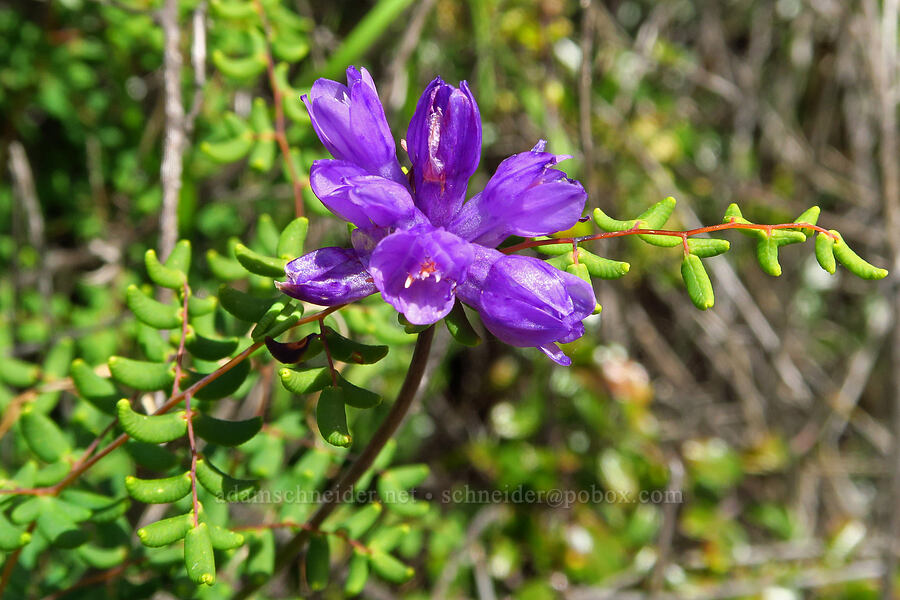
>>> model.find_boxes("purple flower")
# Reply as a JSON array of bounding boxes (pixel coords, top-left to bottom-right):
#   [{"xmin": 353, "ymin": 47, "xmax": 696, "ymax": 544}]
[
  {"xmin": 368, "ymin": 225, "xmax": 474, "ymax": 325},
  {"xmin": 406, "ymin": 78, "xmax": 481, "ymax": 226},
  {"xmin": 283, "ymin": 67, "xmax": 594, "ymax": 364},
  {"xmin": 277, "ymin": 247, "xmax": 376, "ymax": 305},
  {"xmin": 302, "ymin": 67, "xmax": 405, "ymax": 183},
  {"xmin": 475, "ymin": 256, "xmax": 596, "ymax": 366}
]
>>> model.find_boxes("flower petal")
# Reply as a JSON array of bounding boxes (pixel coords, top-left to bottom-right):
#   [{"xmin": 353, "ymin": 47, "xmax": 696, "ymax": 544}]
[
  {"xmin": 277, "ymin": 247, "xmax": 377, "ymax": 306},
  {"xmin": 476, "ymin": 255, "xmax": 595, "ymax": 357},
  {"xmin": 368, "ymin": 225, "xmax": 474, "ymax": 325},
  {"xmin": 448, "ymin": 142, "xmax": 586, "ymax": 247},
  {"xmin": 302, "ymin": 66, "xmax": 405, "ymax": 182},
  {"xmin": 310, "ymin": 160, "xmax": 423, "ymax": 230},
  {"xmin": 406, "ymin": 78, "xmax": 481, "ymax": 226}
]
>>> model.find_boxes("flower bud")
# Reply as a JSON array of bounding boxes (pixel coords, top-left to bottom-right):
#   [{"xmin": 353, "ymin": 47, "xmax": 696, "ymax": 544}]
[
  {"xmin": 302, "ymin": 66, "xmax": 404, "ymax": 182},
  {"xmin": 477, "ymin": 255, "xmax": 596, "ymax": 365},
  {"xmin": 406, "ymin": 78, "xmax": 481, "ymax": 226}
]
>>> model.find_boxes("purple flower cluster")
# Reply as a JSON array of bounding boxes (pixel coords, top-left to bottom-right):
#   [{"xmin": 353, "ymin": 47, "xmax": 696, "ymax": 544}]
[{"xmin": 278, "ymin": 67, "xmax": 596, "ymax": 365}]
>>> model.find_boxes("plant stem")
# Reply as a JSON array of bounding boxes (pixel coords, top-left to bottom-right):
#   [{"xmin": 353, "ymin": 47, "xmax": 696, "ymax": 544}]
[
  {"xmin": 501, "ymin": 220, "xmax": 833, "ymax": 254},
  {"xmin": 235, "ymin": 325, "xmax": 435, "ymax": 599}
]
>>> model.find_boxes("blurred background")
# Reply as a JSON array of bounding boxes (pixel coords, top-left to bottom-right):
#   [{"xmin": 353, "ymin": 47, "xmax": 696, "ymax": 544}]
[{"xmin": 2, "ymin": 0, "xmax": 899, "ymax": 597}]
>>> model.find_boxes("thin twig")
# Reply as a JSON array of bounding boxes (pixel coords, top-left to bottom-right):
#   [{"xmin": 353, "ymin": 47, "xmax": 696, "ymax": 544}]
[
  {"xmin": 159, "ymin": 0, "xmax": 186, "ymax": 261},
  {"xmin": 501, "ymin": 220, "xmax": 834, "ymax": 254}
]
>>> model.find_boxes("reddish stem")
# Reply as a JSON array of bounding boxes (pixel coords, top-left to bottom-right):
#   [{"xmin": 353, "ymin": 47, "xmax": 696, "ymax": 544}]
[
  {"xmin": 254, "ymin": 0, "xmax": 306, "ymax": 218},
  {"xmin": 501, "ymin": 220, "xmax": 834, "ymax": 254}
]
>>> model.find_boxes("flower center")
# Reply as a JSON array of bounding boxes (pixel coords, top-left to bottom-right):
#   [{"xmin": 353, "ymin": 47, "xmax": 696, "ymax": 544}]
[{"xmin": 404, "ymin": 259, "xmax": 442, "ymax": 288}]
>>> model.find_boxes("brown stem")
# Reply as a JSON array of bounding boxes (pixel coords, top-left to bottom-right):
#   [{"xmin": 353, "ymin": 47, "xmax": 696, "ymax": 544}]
[{"xmin": 234, "ymin": 326, "xmax": 436, "ymax": 599}]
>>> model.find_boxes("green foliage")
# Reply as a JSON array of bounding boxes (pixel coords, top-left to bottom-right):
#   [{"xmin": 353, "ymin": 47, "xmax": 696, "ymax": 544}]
[{"xmin": 0, "ymin": 0, "xmax": 892, "ymax": 597}]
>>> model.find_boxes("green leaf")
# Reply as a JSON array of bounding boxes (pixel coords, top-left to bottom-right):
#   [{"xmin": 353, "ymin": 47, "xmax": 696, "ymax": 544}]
[
  {"xmin": 381, "ymin": 465, "xmax": 429, "ymax": 489},
  {"xmin": 117, "ymin": 399, "xmax": 187, "ymax": 444},
  {"xmin": 831, "ymin": 230, "xmax": 888, "ymax": 280},
  {"xmin": 181, "ymin": 359, "xmax": 251, "ymax": 401},
  {"xmin": 566, "ymin": 262, "xmax": 591, "ymax": 284},
  {"xmin": 218, "ymin": 286, "xmax": 277, "ymax": 322},
  {"xmin": 792, "ymin": 205, "xmax": 820, "ymax": 238},
  {"xmin": 317, "ymin": 386, "xmax": 352, "ymax": 447},
  {"xmin": 369, "ymin": 550, "xmax": 414, "ymax": 583},
  {"xmin": 36, "ymin": 502, "xmax": 88, "ymax": 548},
  {"xmin": 166, "ymin": 239, "xmax": 192, "ymax": 274},
  {"xmin": 277, "ymin": 218, "xmax": 309, "ymax": 260},
  {"xmin": 20, "ymin": 406, "xmax": 70, "ymax": 462},
  {"xmin": 125, "ymin": 472, "xmax": 192, "ymax": 504},
  {"xmin": 756, "ymin": 236, "xmax": 782, "ymax": 277},
  {"xmin": 70, "ymin": 359, "xmax": 118, "ymax": 414},
  {"xmin": 207, "ymin": 249, "xmax": 247, "ymax": 281},
  {"xmin": 108, "ymin": 356, "xmax": 175, "ymax": 391},
  {"xmin": 206, "ymin": 523, "xmax": 245, "ymax": 550},
  {"xmin": 340, "ymin": 502, "xmax": 382, "ymax": 539},
  {"xmin": 593, "ymin": 207, "xmax": 636, "ymax": 232},
  {"xmin": 0, "ymin": 356, "xmax": 40, "ymax": 388},
  {"xmin": 251, "ymin": 301, "xmax": 303, "ymax": 340},
  {"xmin": 212, "ymin": 49, "xmax": 267, "ymax": 82},
  {"xmin": 377, "ymin": 466, "xmax": 429, "ymax": 517},
  {"xmin": 184, "ymin": 523, "xmax": 216, "ymax": 586},
  {"xmin": 196, "ymin": 458, "xmax": 258, "ymax": 502},
  {"xmin": 339, "ymin": 375, "xmax": 382, "ymax": 409},
  {"xmin": 0, "ymin": 512, "xmax": 31, "ymax": 551},
  {"xmin": 688, "ymin": 238, "xmax": 730, "ymax": 258},
  {"xmin": 534, "ymin": 237, "xmax": 575, "ymax": 255},
  {"xmin": 192, "ymin": 414, "xmax": 262, "ymax": 447},
  {"xmin": 279, "ymin": 366, "xmax": 332, "ymax": 395},
  {"xmin": 444, "ymin": 302, "xmax": 480, "ymax": 346},
  {"xmin": 201, "ymin": 115, "xmax": 253, "ymax": 162},
  {"xmin": 636, "ymin": 196, "xmax": 681, "ymax": 246},
  {"xmin": 305, "ymin": 534, "xmax": 330, "ymax": 591},
  {"xmin": 815, "ymin": 232, "xmax": 836, "ymax": 274},
  {"xmin": 125, "ymin": 440, "xmax": 178, "ymax": 472},
  {"xmin": 60, "ymin": 489, "xmax": 130, "ymax": 523},
  {"xmin": 576, "ymin": 250, "xmax": 630, "ymax": 280},
  {"xmin": 137, "ymin": 513, "xmax": 192, "ymax": 547},
  {"xmin": 77, "ymin": 544, "xmax": 128, "ymax": 569},
  {"xmin": 249, "ymin": 100, "xmax": 276, "ymax": 172},
  {"xmin": 246, "ymin": 530, "xmax": 275, "ymax": 584},
  {"xmin": 344, "ymin": 551, "xmax": 369, "ymax": 596},
  {"xmin": 184, "ymin": 329, "xmax": 239, "ymax": 361},
  {"xmin": 145, "ymin": 249, "xmax": 187, "ymax": 290},
  {"xmin": 126, "ymin": 285, "xmax": 183, "ymax": 329},
  {"xmin": 210, "ymin": 0, "xmax": 258, "ymax": 20},
  {"xmin": 234, "ymin": 243, "xmax": 287, "ymax": 278},
  {"xmin": 187, "ymin": 294, "xmax": 218, "ymax": 317},
  {"xmin": 681, "ymin": 254, "xmax": 715, "ymax": 310},
  {"xmin": 323, "ymin": 327, "xmax": 388, "ymax": 364}
]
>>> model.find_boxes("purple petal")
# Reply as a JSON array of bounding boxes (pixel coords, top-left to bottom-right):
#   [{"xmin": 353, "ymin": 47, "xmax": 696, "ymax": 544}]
[
  {"xmin": 277, "ymin": 247, "xmax": 377, "ymax": 306},
  {"xmin": 302, "ymin": 66, "xmax": 405, "ymax": 183},
  {"xmin": 310, "ymin": 159, "xmax": 423, "ymax": 229},
  {"xmin": 368, "ymin": 226, "xmax": 475, "ymax": 325},
  {"xmin": 406, "ymin": 79, "xmax": 481, "ymax": 226},
  {"xmin": 476, "ymin": 255, "xmax": 595, "ymax": 359},
  {"xmin": 448, "ymin": 141, "xmax": 586, "ymax": 247},
  {"xmin": 539, "ymin": 343, "xmax": 572, "ymax": 366}
]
